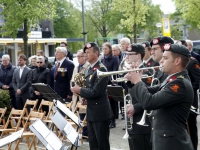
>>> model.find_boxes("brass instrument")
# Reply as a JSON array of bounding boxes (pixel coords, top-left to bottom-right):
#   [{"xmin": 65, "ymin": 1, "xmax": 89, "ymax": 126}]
[
  {"xmin": 73, "ymin": 73, "xmax": 85, "ymax": 87},
  {"xmin": 97, "ymin": 66, "xmax": 161, "ymax": 83},
  {"xmin": 137, "ymin": 77, "xmax": 160, "ymax": 126},
  {"xmin": 123, "ymin": 91, "xmax": 133, "ymax": 139}
]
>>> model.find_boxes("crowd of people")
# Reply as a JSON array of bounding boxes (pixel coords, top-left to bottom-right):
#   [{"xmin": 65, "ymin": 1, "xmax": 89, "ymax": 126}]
[{"xmin": 0, "ymin": 37, "xmax": 199, "ymax": 150}]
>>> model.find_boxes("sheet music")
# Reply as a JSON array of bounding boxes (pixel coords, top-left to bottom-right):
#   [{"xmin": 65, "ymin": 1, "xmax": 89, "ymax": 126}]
[
  {"xmin": 45, "ymin": 132, "xmax": 63, "ymax": 150},
  {"xmin": 63, "ymin": 125, "xmax": 78, "ymax": 144},
  {"xmin": 0, "ymin": 129, "xmax": 24, "ymax": 148},
  {"xmin": 54, "ymin": 100, "xmax": 80, "ymax": 125},
  {"xmin": 32, "ymin": 119, "xmax": 50, "ymax": 138}
]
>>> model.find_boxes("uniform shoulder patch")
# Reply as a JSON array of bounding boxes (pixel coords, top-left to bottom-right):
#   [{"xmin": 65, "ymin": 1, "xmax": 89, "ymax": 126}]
[
  {"xmin": 170, "ymin": 84, "xmax": 179, "ymax": 93},
  {"xmin": 195, "ymin": 64, "xmax": 200, "ymax": 69},
  {"xmin": 177, "ymin": 75, "xmax": 184, "ymax": 79}
]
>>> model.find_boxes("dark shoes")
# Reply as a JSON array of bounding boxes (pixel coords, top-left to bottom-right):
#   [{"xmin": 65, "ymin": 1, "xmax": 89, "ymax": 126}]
[
  {"xmin": 121, "ymin": 115, "xmax": 125, "ymax": 120},
  {"xmin": 109, "ymin": 122, "xmax": 116, "ymax": 128}
]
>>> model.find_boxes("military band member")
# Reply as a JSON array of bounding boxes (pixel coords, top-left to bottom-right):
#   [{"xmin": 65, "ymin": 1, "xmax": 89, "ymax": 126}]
[
  {"xmin": 125, "ymin": 44, "xmax": 194, "ymax": 150},
  {"xmin": 71, "ymin": 42, "xmax": 112, "ymax": 150},
  {"xmin": 142, "ymin": 41, "xmax": 159, "ymax": 68},
  {"xmin": 177, "ymin": 40, "xmax": 200, "ymax": 150},
  {"xmin": 125, "ymin": 44, "xmax": 152, "ymax": 150},
  {"xmin": 150, "ymin": 36, "xmax": 174, "ymax": 84}
]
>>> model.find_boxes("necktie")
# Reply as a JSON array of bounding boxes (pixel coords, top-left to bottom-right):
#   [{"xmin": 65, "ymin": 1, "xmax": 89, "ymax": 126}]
[{"xmin": 54, "ymin": 62, "xmax": 60, "ymax": 77}]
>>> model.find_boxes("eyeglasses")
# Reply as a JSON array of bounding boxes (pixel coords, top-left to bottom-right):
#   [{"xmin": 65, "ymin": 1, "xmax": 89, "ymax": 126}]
[
  {"xmin": 126, "ymin": 53, "xmax": 137, "ymax": 56},
  {"xmin": 37, "ymin": 62, "xmax": 43, "ymax": 64},
  {"xmin": 77, "ymin": 56, "xmax": 85, "ymax": 58}
]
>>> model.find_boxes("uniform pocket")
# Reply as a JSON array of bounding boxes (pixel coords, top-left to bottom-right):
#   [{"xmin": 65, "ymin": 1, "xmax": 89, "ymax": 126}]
[{"xmin": 156, "ymin": 130, "xmax": 175, "ymax": 138}]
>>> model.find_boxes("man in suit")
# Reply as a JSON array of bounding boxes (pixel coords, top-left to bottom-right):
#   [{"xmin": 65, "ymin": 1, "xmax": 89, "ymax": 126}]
[
  {"xmin": 177, "ymin": 40, "xmax": 200, "ymax": 150},
  {"xmin": 71, "ymin": 42, "xmax": 112, "ymax": 150},
  {"xmin": 125, "ymin": 44, "xmax": 194, "ymax": 150},
  {"xmin": 12, "ymin": 54, "xmax": 32, "ymax": 110},
  {"xmin": 125, "ymin": 44, "xmax": 152, "ymax": 150},
  {"xmin": 186, "ymin": 39, "xmax": 200, "ymax": 63},
  {"xmin": 150, "ymin": 36, "xmax": 174, "ymax": 85},
  {"xmin": 60, "ymin": 42, "xmax": 73, "ymax": 61},
  {"xmin": 51, "ymin": 47, "xmax": 74, "ymax": 102}
]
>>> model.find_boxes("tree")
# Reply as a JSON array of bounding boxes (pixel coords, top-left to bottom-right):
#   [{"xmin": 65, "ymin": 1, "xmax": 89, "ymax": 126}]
[
  {"xmin": 173, "ymin": 0, "xmax": 200, "ymax": 28},
  {"xmin": 0, "ymin": 0, "xmax": 56, "ymax": 57},
  {"xmin": 85, "ymin": 0, "xmax": 122, "ymax": 38},
  {"xmin": 112, "ymin": 0, "xmax": 149, "ymax": 43}
]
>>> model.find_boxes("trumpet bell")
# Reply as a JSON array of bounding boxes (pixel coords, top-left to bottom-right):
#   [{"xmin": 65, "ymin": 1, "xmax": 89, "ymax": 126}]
[
  {"xmin": 123, "ymin": 130, "xmax": 129, "ymax": 139},
  {"xmin": 137, "ymin": 120, "xmax": 149, "ymax": 126}
]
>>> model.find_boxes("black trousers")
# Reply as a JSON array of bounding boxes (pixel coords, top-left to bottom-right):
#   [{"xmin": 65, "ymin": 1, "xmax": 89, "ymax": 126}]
[
  {"xmin": 128, "ymin": 134, "xmax": 151, "ymax": 150},
  {"xmin": 109, "ymin": 98, "xmax": 118, "ymax": 121},
  {"xmin": 87, "ymin": 120, "xmax": 110, "ymax": 150},
  {"xmin": 16, "ymin": 97, "xmax": 28, "ymax": 110},
  {"xmin": 188, "ymin": 113, "xmax": 198, "ymax": 150}
]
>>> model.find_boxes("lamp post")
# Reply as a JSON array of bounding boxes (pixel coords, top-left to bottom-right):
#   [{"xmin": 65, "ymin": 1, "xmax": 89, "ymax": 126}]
[
  {"xmin": 156, "ymin": 23, "xmax": 162, "ymax": 36},
  {"xmin": 81, "ymin": 0, "xmax": 87, "ymax": 45}
]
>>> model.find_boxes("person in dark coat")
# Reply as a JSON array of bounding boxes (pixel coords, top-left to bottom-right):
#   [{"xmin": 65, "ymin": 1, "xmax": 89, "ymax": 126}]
[
  {"xmin": 32, "ymin": 56, "xmax": 51, "ymax": 113},
  {"xmin": 101, "ymin": 42, "xmax": 119, "ymax": 128},
  {"xmin": 124, "ymin": 44, "xmax": 152, "ymax": 150},
  {"xmin": 186, "ymin": 40, "xmax": 200, "ymax": 64},
  {"xmin": 177, "ymin": 40, "xmax": 200, "ymax": 150},
  {"xmin": 12, "ymin": 54, "xmax": 32, "ymax": 110},
  {"xmin": 28, "ymin": 55, "xmax": 38, "ymax": 69},
  {"xmin": 71, "ymin": 42, "xmax": 112, "ymax": 150},
  {"xmin": 51, "ymin": 47, "xmax": 74, "ymax": 102},
  {"xmin": 0, "ymin": 55, "xmax": 17, "ymax": 108},
  {"xmin": 125, "ymin": 44, "xmax": 194, "ymax": 150},
  {"xmin": 37, "ymin": 50, "xmax": 53, "ymax": 70},
  {"xmin": 150, "ymin": 36, "xmax": 174, "ymax": 85}
]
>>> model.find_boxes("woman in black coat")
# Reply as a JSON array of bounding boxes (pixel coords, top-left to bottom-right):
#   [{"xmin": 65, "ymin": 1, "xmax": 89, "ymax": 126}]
[
  {"xmin": 32, "ymin": 56, "xmax": 51, "ymax": 114},
  {"xmin": 101, "ymin": 42, "xmax": 119, "ymax": 128}
]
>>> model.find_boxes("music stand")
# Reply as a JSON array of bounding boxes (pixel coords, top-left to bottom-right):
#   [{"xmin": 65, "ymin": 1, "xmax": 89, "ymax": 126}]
[
  {"xmin": 107, "ymin": 85, "xmax": 124, "ymax": 102},
  {"xmin": 51, "ymin": 111, "xmax": 82, "ymax": 148},
  {"xmin": 29, "ymin": 119, "xmax": 69, "ymax": 150},
  {"xmin": 0, "ymin": 129, "xmax": 24, "ymax": 148},
  {"xmin": 32, "ymin": 83, "xmax": 65, "ymax": 103}
]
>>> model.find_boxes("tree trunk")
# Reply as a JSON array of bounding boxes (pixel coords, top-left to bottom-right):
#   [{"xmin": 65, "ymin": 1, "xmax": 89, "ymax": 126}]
[{"xmin": 23, "ymin": 19, "xmax": 28, "ymax": 58}]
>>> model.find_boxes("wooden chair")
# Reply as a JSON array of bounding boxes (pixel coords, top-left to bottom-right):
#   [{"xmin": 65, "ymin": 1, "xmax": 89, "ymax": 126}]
[
  {"xmin": 0, "ymin": 107, "xmax": 7, "ymax": 129},
  {"xmin": 0, "ymin": 108, "xmax": 26, "ymax": 150},
  {"xmin": 38, "ymin": 99, "xmax": 54, "ymax": 120},
  {"xmin": 14, "ymin": 111, "xmax": 45, "ymax": 150},
  {"xmin": 24, "ymin": 99, "xmax": 38, "ymax": 117}
]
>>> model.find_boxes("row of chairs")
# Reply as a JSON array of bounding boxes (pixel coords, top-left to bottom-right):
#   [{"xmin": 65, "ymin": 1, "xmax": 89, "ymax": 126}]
[{"xmin": 0, "ymin": 99, "xmax": 87, "ymax": 150}]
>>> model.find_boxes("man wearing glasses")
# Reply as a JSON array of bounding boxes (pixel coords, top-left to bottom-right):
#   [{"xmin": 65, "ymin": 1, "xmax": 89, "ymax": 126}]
[{"xmin": 150, "ymin": 36, "xmax": 174, "ymax": 85}]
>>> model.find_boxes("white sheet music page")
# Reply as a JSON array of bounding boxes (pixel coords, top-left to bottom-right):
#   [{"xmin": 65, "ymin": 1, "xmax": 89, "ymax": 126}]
[
  {"xmin": 46, "ymin": 132, "xmax": 62, "ymax": 150},
  {"xmin": 0, "ymin": 129, "xmax": 24, "ymax": 148},
  {"xmin": 32, "ymin": 119, "xmax": 50, "ymax": 138},
  {"xmin": 55, "ymin": 100, "xmax": 79, "ymax": 124}
]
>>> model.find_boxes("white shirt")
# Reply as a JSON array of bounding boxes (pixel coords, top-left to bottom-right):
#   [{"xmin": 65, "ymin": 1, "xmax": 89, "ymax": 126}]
[
  {"xmin": 19, "ymin": 65, "xmax": 26, "ymax": 78},
  {"xmin": 56, "ymin": 57, "xmax": 66, "ymax": 68}
]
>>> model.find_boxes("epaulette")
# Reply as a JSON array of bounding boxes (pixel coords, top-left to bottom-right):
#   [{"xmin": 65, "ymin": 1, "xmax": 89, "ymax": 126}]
[
  {"xmin": 177, "ymin": 75, "xmax": 184, "ymax": 79},
  {"xmin": 190, "ymin": 57, "xmax": 195, "ymax": 60},
  {"xmin": 99, "ymin": 63, "xmax": 104, "ymax": 68}
]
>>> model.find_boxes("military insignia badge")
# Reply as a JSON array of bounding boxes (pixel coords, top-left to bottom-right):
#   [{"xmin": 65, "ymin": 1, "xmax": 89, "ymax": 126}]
[
  {"xmin": 93, "ymin": 66, "xmax": 98, "ymax": 71},
  {"xmin": 152, "ymin": 38, "xmax": 159, "ymax": 44},
  {"xmin": 170, "ymin": 84, "xmax": 179, "ymax": 93},
  {"xmin": 195, "ymin": 64, "xmax": 200, "ymax": 69},
  {"xmin": 89, "ymin": 75, "xmax": 93, "ymax": 81},
  {"xmin": 147, "ymin": 77, "xmax": 152, "ymax": 84},
  {"xmin": 142, "ymin": 44, "xmax": 146, "ymax": 48},
  {"xmin": 127, "ymin": 46, "xmax": 132, "ymax": 52},
  {"xmin": 86, "ymin": 43, "xmax": 92, "ymax": 49},
  {"xmin": 163, "ymin": 44, "xmax": 171, "ymax": 51}
]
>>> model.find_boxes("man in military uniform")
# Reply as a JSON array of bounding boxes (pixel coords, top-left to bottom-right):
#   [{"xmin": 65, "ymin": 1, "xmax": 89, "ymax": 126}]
[
  {"xmin": 150, "ymin": 36, "xmax": 174, "ymax": 84},
  {"xmin": 177, "ymin": 40, "xmax": 200, "ymax": 150},
  {"xmin": 125, "ymin": 44, "xmax": 152, "ymax": 150},
  {"xmin": 125, "ymin": 44, "xmax": 194, "ymax": 150},
  {"xmin": 142, "ymin": 41, "xmax": 159, "ymax": 68},
  {"xmin": 71, "ymin": 42, "xmax": 112, "ymax": 150}
]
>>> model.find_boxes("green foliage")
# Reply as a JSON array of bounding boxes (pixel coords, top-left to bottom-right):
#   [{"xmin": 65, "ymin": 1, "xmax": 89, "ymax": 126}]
[
  {"xmin": 54, "ymin": 0, "xmax": 84, "ymax": 53},
  {"xmin": 173, "ymin": 0, "xmax": 200, "ymax": 28},
  {"xmin": 170, "ymin": 25, "xmax": 183, "ymax": 40},
  {"xmin": 0, "ymin": 90, "xmax": 11, "ymax": 118},
  {"xmin": 85, "ymin": 0, "xmax": 122, "ymax": 38}
]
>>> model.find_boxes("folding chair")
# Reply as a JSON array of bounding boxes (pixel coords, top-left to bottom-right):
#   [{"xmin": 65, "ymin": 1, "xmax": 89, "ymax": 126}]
[
  {"xmin": 24, "ymin": 99, "xmax": 38, "ymax": 117},
  {"xmin": 14, "ymin": 111, "xmax": 45, "ymax": 150},
  {"xmin": 0, "ymin": 107, "xmax": 7, "ymax": 129},
  {"xmin": 0, "ymin": 108, "xmax": 26, "ymax": 150}
]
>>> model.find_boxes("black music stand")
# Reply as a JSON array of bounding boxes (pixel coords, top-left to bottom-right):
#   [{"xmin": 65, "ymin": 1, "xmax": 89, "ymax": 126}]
[
  {"xmin": 32, "ymin": 83, "xmax": 65, "ymax": 103},
  {"xmin": 107, "ymin": 85, "xmax": 124, "ymax": 102}
]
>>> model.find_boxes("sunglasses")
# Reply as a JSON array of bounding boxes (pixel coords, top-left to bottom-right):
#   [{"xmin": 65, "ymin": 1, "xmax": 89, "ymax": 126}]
[{"xmin": 37, "ymin": 62, "xmax": 43, "ymax": 64}]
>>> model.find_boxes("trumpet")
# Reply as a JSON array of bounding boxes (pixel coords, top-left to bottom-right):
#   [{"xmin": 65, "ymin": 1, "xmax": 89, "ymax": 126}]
[
  {"xmin": 123, "ymin": 91, "xmax": 133, "ymax": 139},
  {"xmin": 97, "ymin": 66, "xmax": 161, "ymax": 82},
  {"xmin": 137, "ymin": 77, "xmax": 160, "ymax": 126}
]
